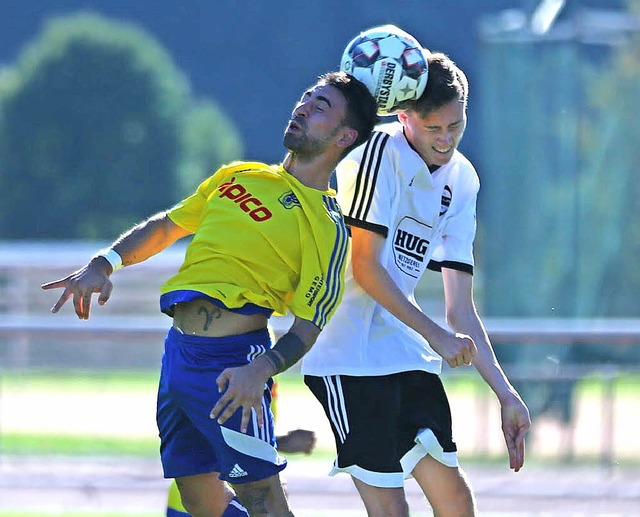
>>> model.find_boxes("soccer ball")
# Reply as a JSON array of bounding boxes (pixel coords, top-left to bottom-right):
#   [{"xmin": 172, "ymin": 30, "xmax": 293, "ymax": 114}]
[{"xmin": 340, "ymin": 25, "xmax": 430, "ymax": 115}]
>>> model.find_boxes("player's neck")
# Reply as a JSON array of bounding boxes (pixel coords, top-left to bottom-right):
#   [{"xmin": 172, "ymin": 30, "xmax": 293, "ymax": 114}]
[{"xmin": 282, "ymin": 152, "xmax": 333, "ymax": 191}]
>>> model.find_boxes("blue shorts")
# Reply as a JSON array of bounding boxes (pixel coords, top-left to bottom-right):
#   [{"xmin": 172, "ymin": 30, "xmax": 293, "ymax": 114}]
[{"xmin": 157, "ymin": 326, "xmax": 287, "ymax": 483}]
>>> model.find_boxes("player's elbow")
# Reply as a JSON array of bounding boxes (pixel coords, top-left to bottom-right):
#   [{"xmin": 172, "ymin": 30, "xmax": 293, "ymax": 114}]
[
  {"xmin": 351, "ymin": 256, "xmax": 376, "ymax": 289},
  {"xmin": 445, "ymin": 306, "xmax": 468, "ymax": 333}
]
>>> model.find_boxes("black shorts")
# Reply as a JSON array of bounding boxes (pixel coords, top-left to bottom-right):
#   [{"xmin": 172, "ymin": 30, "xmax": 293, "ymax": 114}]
[{"xmin": 304, "ymin": 370, "xmax": 458, "ymax": 488}]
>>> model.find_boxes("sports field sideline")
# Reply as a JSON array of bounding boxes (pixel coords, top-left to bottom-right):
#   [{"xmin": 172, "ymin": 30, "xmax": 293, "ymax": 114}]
[{"xmin": 0, "ymin": 454, "xmax": 638, "ymax": 516}]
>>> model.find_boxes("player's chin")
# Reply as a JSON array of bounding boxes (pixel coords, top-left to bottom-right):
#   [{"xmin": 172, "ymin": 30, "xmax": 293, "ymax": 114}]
[{"xmin": 431, "ymin": 150, "xmax": 453, "ymax": 165}]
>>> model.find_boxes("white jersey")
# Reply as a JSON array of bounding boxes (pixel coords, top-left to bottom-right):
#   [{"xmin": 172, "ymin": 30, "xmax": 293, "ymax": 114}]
[{"xmin": 301, "ymin": 122, "xmax": 479, "ymax": 377}]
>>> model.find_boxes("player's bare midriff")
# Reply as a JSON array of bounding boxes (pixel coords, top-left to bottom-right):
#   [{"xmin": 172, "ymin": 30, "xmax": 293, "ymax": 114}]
[{"xmin": 172, "ymin": 299, "xmax": 268, "ymax": 337}]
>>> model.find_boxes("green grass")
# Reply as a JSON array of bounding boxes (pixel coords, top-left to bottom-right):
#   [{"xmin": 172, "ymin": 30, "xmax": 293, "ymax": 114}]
[
  {"xmin": 0, "ymin": 513, "xmax": 159, "ymax": 517},
  {"xmin": 7, "ymin": 367, "xmax": 636, "ymax": 394},
  {"xmin": 0, "ymin": 369, "xmax": 160, "ymax": 391},
  {"xmin": 1, "ymin": 368, "xmax": 639, "ymax": 464},
  {"xmin": 0, "ymin": 432, "xmax": 158, "ymax": 457},
  {"xmin": 0, "ymin": 369, "xmax": 317, "ymax": 457},
  {"xmin": 0, "ymin": 514, "xmax": 158, "ymax": 517}
]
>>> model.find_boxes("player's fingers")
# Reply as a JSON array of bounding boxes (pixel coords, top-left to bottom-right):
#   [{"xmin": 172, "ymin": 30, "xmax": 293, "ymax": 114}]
[
  {"xmin": 240, "ymin": 406, "xmax": 260, "ymax": 434},
  {"xmin": 239, "ymin": 410, "xmax": 249, "ymax": 433},
  {"xmin": 97, "ymin": 281, "xmax": 113, "ymax": 306},
  {"xmin": 50, "ymin": 290, "xmax": 72, "ymax": 314},
  {"xmin": 216, "ymin": 403, "xmax": 238, "ymax": 426},
  {"xmin": 215, "ymin": 371, "xmax": 230, "ymax": 394},
  {"xmin": 210, "ymin": 393, "xmax": 229, "ymax": 420},
  {"xmin": 462, "ymin": 348, "xmax": 474, "ymax": 366},
  {"xmin": 505, "ymin": 427, "xmax": 526, "ymax": 471},
  {"xmin": 513, "ymin": 428, "xmax": 527, "ymax": 471},
  {"xmin": 81, "ymin": 292, "xmax": 92, "ymax": 320},
  {"xmin": 463, "ymin": 336, "xmax": 477, "ymax": 360},
  {"xmin": 510, "ymin": 440, "xmax": 525, "ymax": 472},
  {"xmin": 41, "ymin": 278, "xmax": 68, "ymax": 290},
  {"xmin": 209, "ymin": 400, "xmax": 224, "ymax": 420}
]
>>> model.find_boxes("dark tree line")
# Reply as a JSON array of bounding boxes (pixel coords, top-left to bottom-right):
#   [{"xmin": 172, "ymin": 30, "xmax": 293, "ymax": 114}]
[{"xmin": 0, "ymin": 12, "xmax": 242, "ymax": 239}]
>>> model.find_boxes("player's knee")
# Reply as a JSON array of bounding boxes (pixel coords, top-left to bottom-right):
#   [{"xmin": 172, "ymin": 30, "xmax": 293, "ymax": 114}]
[
  {"xmin": 372, "ymin": 498, "xmax": 409, "ymax": 517},
  {"xmin": 233, "ymin": 477, "xmax": 291, "ymax": 516},
  {"xmin": 433, "ymin": 488, "xmax": 476, "ymax": 517},
  {"xmin": 176, "ymin": 482, "xmax": 231, "ymax": 517},
  {"xmin": 375, "ymin": 498, "xmax": 409, "ymax": 517},
  {"xmin": 221, "ymin": 496, "xmax": 250, "ymax": 516}
]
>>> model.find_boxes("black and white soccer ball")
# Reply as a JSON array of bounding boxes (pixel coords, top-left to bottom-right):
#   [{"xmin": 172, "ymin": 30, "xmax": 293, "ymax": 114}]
[{"xmin": 340, "ymin": 25, "xmax": 430, "ymax": 115}]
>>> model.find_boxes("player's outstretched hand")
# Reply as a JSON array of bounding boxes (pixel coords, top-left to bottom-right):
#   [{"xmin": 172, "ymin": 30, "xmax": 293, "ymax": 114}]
[
  {"xmin": 211, "ymin": 361, "xmax": 271, "ymax": 433},
  {"xmin": 278, "ymin": 429, "xmax": 317, "ymax": 455},
  {"xmin": 500, "ymin": 393, "xmax": 531, "ymax": 472},
  {"xmin": 41, "ymin": 258, "xmax": 113, "ymax": 320}
]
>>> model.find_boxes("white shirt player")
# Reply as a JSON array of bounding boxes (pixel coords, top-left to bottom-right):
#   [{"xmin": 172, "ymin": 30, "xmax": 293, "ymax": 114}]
[{"xmin": 301, "ymin": 121, "xmax": 479, "ymax": 377}]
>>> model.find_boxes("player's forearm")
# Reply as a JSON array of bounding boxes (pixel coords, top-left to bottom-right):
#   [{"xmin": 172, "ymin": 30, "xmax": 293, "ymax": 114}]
[
  {"xmin": 262, "ymin": 332, "xmax": 312, "ymax": 376},
  {"xmin": 260, "ymin": 318, "xmax": 320, "ymax": 377},
  {"xmin": 100, "ymin": 212, "xmax": 189, "ymax": 271},
  {"xmin": 354, "ymin": 259, "xmax": 448, "ymax": 342},
  {"xmin": 449, "ymin": 309, "xmax": 519, "ymax": 402}
]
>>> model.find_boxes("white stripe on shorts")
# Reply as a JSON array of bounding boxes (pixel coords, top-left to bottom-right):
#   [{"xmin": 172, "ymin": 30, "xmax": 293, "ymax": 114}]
[{"xmin": 322, "ymin": 375, "xmax": 350, "ymax": 443}]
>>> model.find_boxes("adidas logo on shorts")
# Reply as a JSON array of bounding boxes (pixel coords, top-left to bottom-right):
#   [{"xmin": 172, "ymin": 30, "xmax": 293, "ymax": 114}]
[{"xmin": 228, "ymin": 463, "xmax": 248, "ymax": 478}]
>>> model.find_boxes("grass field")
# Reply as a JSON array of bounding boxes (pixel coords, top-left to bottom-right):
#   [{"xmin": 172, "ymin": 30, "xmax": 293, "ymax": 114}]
[
  {"xmin": 1, "ymin": 370, "xmax": 638, "ymax": 517},
  {"xmin": 1, "ymin": 368, "xmax": 639, "ymax": 463}
]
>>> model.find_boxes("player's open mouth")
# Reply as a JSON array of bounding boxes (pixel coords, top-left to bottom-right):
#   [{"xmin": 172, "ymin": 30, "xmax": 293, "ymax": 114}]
[
  {"xmin": 287, "ymin": 119, "xmax": 303, "ymax": 132},
  {"xmin": 434, "ymin": 146, "xmax": 452, "ymax": 154}
]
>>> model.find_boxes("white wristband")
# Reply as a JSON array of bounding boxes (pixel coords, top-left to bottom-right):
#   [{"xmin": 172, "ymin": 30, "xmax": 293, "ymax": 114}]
[{"xmin": 96, "ymin": 248, "xmax": 123, "ymax": 272}]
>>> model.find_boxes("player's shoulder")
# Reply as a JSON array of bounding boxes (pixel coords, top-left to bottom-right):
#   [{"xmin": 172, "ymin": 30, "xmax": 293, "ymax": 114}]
[
  {"xmin": 347, "ymin": 121, "xmax": 406, "ymax": 162},
  {"xmin": 373, "ymin": 121, "xmax": 405, "ymax": 149},
  {"xmin": 209, "ymin": 160, "xmax": 284, "ymax": 184},
  {"xmin": 449, "ymin": 150, "xmax": 480, "ymax": 190},
  {"xmin": 217, "ymin": 160, "xmax": 275, "ymax": 174}
]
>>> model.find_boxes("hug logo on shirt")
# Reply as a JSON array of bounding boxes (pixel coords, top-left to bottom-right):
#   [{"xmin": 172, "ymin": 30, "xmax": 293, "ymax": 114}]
[{"xmin": 392, "ymin": 216, "xmax": 434, "ymax": 278}]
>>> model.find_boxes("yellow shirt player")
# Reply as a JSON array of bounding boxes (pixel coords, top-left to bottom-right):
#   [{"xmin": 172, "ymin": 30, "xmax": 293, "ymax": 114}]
[
  {"xmin": 159, "ymin": 161, "xmax": 348, "ymax": 329},
  {"xmin": 155, "ymin": 161, "xmax": 346, "ymax": 514},
  {"xmin": 42, "ymin": 72, "xmax": 378, "ymax": 516}
]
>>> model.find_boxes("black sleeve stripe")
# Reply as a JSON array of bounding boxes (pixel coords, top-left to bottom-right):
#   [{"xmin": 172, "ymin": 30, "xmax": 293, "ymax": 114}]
[
  {"xmin": 350, "ymin": 133, "xmax": 379, "ymax": 220},
  {"xmin": 349, "ymin": 131, "xmax": 390, "ymax": 221},
  {"xmin": 344, "ymin": 216, "xmax": 388, "ymax": 238},
  {"xmin": 427, "ymin": 260, "xmax": 474, "ymax": 275}
]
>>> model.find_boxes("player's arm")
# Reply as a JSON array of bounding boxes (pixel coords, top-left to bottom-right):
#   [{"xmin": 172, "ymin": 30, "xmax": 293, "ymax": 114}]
[
  {"xmin": 350, "ymin": 225, "xmax": 476, "ymax": 368},
  {"xmin": 211, "ymin": 317, "xmax": 320, "ymax": 432},
  {"xmin": 41, "ymin": 212, "xmax": 191, "ymax": 319},
  {"xmin": 441, "ymin": 267, "xmax": 530, "ymax": 471}
]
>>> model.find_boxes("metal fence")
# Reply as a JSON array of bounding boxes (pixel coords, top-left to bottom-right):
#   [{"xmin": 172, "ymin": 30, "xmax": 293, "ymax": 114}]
[{"xmin": 1, "ymin": 242, "xmax": 639, "ymax": 465}]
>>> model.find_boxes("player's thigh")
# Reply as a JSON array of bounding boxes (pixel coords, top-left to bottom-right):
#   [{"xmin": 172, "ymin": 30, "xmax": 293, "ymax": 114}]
[
  {"xmin": 351, "ymin": 477, "xmax": 410, "ymax": 517},
  {"xmin": 304, "ymin": 373, "xmax": 405, "ymax": 483},
  {"xmin": 232, "ymin": 473, "xmax": 292, "ymax": 516},
  {"xmin": 175, "ymin": 472, "xmax": 234, "ymax": 516},
  {"xmin": 411, "ymin": 455, "xmax": 476, "ymax": 517}
]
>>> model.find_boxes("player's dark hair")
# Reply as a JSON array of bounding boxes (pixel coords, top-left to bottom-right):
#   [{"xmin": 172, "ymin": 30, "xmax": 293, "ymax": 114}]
[
  {"xmin": 406, "ymin": 52, "xmax": 468, "ymax": 117},
  {"xmin": 318, "ymin": 71, "xmax": 378, "ymax": 155}
]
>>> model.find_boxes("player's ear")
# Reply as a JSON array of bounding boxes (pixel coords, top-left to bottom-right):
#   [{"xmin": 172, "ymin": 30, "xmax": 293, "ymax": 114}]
[
  {"xmin": 337, "ymin": 127, "xmax": 358, "ymax": 149},
  {"xmin": 397, "ymin": 111, "xmax": 409, "ymax": 125}
]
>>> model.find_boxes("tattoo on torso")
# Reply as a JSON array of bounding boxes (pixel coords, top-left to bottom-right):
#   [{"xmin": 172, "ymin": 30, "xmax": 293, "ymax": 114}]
[{"xmin": 197, "ymin": 305, "xmax": 222, "ymax": 331}]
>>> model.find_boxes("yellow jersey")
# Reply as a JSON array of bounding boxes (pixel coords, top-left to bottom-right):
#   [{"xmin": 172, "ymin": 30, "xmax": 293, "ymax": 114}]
[{"xmin": 160, "ymin": 161, "xmax": 348, "ymax": 329}]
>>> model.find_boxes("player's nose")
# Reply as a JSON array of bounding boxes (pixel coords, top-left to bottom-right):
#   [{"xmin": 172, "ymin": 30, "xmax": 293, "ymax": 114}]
[{"xmin": 293, "ymin": 101, "xmax": 311, "ymax": 118}]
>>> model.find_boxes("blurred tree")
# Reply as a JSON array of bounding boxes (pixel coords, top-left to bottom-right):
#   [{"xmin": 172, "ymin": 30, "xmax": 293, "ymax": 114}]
[
  {"xmin": 0, "ymin": 12, "xmax": 243, "ymax": 239},
  {"xmin": 477, "ymin": 1, "xmax": 640, "ymax": 423},
  {"xmin": 178, "ymin": 99, "xmax": 243, "ymax": 196},
  {"xmin": 580, "ymin": 0, "xmax": 640, "ymax": 319}
]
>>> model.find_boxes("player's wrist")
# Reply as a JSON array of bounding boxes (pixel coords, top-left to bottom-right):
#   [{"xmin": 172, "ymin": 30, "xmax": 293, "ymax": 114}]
[
  {"xmin": 94, "ymin": 248, "xmax": 123, "ymax": 274},
  {"xmin": 252, "ymin": 354, "xmax": 278, "ymax": 380}
]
